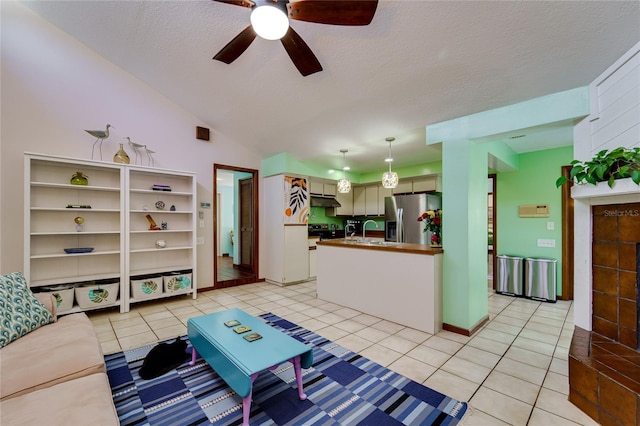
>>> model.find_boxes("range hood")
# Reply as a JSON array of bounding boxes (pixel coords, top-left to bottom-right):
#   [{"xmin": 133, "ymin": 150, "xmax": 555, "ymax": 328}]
[{"xmin": 310, "ymin": 196, "xmax": 341, "ymax": 208}]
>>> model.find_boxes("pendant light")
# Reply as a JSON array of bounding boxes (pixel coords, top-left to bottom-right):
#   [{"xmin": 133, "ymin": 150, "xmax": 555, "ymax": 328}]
[
  {"xmin": 381, "ymin": 137, "xmax": 398, "ymax": 189},
  {"xmin": 337, "ymin": 149, "xmax": 352, "ymax": 193}
]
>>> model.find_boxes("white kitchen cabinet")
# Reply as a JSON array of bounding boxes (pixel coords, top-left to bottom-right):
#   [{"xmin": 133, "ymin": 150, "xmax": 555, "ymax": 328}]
[
  {"xmin": 323, "ymin": 183, "xmax": 337, "ymax": 197},
  {"xmin": 309, "ymin": 180, "xmax": 323, "ymax": 195},
  {"xmin": 24, "ymin": 153, "xmax": 197, "ymax": 314},
  {"xmin": 309, "ymin": 248, "xmax": 317, "ymax": 278},
  {"xmin": 353, "ymin": 186, "xmax": 366, "ymax": 216},
  {"xmin": 393, "ymin": 181, "xmax": 413, "ymax": 194},
  {"xmin": 412, "ymin": 176, "xmax": 437, "ymax": 192},
  {"xmin": 365, "ymin": 186, "xmax": 378, "ymax": 216},
  {"xmin": 333, "ymin": 189, "xmax": 353, "ymax": 216},
  {"xmin": 310, "ymin": 180, "xmax": 336, "ymax": 196}
]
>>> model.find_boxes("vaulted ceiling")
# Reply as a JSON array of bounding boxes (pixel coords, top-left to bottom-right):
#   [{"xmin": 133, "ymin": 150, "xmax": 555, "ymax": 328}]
[{"xmin": 22, "ymin": 1, "xmax": 640, "ymax": 173}]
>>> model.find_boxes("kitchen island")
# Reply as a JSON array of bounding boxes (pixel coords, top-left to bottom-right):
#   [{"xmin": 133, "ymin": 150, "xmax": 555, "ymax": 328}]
[{"xmin": 316, "ymin": 239, "xmax": 443, "ymax": 334}]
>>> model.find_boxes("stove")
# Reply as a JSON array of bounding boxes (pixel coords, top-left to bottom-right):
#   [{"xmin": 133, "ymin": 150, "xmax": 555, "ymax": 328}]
[{"xmin": 308, "ymin": 223, "xmax": 341, "ymax": 240}]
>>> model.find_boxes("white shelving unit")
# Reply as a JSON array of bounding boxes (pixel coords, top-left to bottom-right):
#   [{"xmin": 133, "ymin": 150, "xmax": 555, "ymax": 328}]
[
  {"xmin": 126, "ymin": 166, "xmax": 197, "ymax": 309},
  {"xmin": 24, "ymin": 153, "xmax": 197, "ymax": 313}
]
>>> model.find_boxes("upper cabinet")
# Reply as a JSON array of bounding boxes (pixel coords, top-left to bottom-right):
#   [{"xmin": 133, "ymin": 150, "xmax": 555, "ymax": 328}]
[
  {"xmin": 326, "ymin": 175, "xmax": 439, "ymax": 217},
  {"xmin": 309, "ymin": 180, "xmax": 336, "ymax": 197},
  {"xmin": 334, "ymin": 190, "xmax": 353, "ymax": 216}
]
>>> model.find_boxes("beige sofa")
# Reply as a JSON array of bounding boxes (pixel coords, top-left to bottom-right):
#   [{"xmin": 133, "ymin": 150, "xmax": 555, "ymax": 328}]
[{"xmin": 0, "ymin": 294, "xmax": 119, "ymax": 425}]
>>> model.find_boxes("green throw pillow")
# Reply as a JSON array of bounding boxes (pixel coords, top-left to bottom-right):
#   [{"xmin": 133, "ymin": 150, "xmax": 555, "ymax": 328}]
[{"xmin": 0, "ymin": 271, "xmax": 54, "ymax": 348}]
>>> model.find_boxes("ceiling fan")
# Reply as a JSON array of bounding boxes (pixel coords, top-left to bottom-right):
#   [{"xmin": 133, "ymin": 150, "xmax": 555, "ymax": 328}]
[{"xmin": 212, "ymin": 0, "xmax": 378, "ymax": 76}]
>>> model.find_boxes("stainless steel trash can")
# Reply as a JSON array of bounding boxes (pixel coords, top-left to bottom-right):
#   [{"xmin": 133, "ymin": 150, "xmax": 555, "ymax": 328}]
[
  {"xmin": 496, "ymin": 255, "xmax": 524, "ymax": 296},
  {"xmin": 524, "ymin": 257, "xmax": 557, "ymax": 302}
]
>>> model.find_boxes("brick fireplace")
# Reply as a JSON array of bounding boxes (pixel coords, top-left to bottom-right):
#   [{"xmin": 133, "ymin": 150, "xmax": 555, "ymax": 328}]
[{"xmin": 569, "ymin": 201, "xmax": 640, "ymax": 424}]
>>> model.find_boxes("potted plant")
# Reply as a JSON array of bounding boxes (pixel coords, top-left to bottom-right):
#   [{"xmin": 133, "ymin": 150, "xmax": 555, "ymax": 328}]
[{"xmin": 556, "ymin": 147, "xmax": 640, "ymax": 188}]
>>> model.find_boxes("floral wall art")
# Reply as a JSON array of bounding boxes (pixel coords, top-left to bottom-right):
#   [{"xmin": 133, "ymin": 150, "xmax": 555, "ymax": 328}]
[{"xmin": 283, "ymin": 176, "xmax": 309, "ymax": 224}]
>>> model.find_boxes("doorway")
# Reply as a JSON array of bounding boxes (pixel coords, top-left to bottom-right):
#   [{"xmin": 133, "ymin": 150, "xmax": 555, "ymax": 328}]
[
  {"xmin": 213, "ymin": 164, "xmax": 259, "ymax": 288},
  {"xmin": 488, "ymin": 174, "xmax": 497, "ymax": 290}
]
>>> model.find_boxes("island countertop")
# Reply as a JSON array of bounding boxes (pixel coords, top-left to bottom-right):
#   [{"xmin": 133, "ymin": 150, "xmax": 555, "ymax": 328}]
[
  {"xmin": 316, "ymin": 239, "xmax": 443, "ymax": 334},
  {"xmin": 316, "ymin": 239, "xmax": 443, "ymax": 255}
]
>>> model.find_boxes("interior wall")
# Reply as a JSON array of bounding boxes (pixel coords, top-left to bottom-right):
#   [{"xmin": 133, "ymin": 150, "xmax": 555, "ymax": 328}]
[
  {"xmin": 0, "ymin": 3, "xmax": 264, "ymax": 287},
  {"xmin": 496, "ymin": 146, "xmax": 573, "ymax": 296}
]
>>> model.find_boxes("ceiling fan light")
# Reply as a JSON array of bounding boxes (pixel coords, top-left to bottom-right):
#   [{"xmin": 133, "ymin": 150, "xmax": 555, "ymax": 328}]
[
  {"xmin": 337, "ymin": 178, "xmax": 352, "ymax": 193},
  {"xmin": 382, "ymin": 171, "xmax": 398, "ymax": 189},
  {"xmin": 250, "ymin": 5, "xmax": 290, "ymax": 40}
]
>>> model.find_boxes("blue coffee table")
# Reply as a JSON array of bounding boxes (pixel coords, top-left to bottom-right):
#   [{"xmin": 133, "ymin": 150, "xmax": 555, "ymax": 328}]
[{"xmin": 187, "ymin": 308, "xmax": 313, "ymax": 426}]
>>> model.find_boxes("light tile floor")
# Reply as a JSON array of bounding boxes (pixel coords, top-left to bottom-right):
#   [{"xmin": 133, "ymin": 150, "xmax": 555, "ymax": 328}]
[{"xmin": 88, "ymin": 280, "xmax": 599, "ymax": 426}]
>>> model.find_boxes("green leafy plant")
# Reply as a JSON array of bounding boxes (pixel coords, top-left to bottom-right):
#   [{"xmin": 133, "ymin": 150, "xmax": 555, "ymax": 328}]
[{"xmin": 556, "ymin": 147, "xmax": 640, "ymax": 188}]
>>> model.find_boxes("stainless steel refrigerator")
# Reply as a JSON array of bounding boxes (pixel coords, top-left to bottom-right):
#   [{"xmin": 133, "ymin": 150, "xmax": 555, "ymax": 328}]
[{"xmin": 385, "ymin": 194, "xmax": 441, "ymax": 244}]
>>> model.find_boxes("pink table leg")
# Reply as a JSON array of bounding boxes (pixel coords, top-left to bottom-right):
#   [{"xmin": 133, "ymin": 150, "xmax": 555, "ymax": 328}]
[
  {"xmin": 242, "ymin": 372, "xmax": 260, "ymax": 426},
  {"xmin": 189, "ymin": 347, "xmax": 197, "ymax": 366},
  {"xmin": 292, "ymin": 356, "xmax": 307, "ymax": 400}
]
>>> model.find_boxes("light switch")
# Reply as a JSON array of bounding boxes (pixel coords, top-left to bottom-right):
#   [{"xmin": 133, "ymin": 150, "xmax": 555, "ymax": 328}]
[
  {"xmin": 199, "ymin": 219, "xmax": 205, "ymax": 228},
  {"xmin": 547, "ymin": 221, "xmax": 554, "ymax": 230}
]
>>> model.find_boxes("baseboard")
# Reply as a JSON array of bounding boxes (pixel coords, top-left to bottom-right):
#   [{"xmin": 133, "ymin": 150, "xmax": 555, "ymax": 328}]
[{"xmin": 443, "ymin": 314, "xmax": 489, "ymax": 337}]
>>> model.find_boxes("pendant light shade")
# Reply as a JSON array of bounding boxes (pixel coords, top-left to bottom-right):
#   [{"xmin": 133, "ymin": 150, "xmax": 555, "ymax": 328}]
[
  {"xmin": 381, "ymin": 137, "xmax": 398, "ymax": 189},
  {"xmin": 337, "ymin": 149, "xmax": 351, "ymax": 193}
]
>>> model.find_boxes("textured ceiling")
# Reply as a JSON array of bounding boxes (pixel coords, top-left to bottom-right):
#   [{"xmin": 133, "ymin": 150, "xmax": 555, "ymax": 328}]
[{"xmin": 22, "ymin": 0, "xmax": 640, "ymax": 173}]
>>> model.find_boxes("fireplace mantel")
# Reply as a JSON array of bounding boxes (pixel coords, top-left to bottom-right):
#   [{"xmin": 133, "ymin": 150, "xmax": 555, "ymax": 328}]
[{"xmin": 572, "ymin": 178, "xmax": 640, "ymax": 204}]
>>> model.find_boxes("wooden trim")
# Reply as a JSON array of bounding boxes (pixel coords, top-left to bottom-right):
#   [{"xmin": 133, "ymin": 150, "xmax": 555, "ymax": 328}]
[
  {"xmin": 560, "ymin": 165, "xmax": 574, "ymax": 300},
  {"xmin": 489, "ymin": 173, "xmax": 497, "ymax": 290},
  {"xmin": 213, "ymin": 164, "xmax": 260, "ymax": 289},
  {"xmin": 442, "ymin": 315, "xmax": 490, "ymax": 337}
]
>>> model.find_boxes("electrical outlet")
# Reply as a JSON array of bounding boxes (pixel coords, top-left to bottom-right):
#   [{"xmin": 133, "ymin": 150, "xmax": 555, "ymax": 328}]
[
  {"xmin": 537, "ymin": 239, "xmax": 556, "ymax": 248},
  {"xmin": 547, "ymin": 221, "xmax": 554, "ymax": 230},
  {"xmin": 197, "ymin": 237, "xmax": 204, "ymax": 245}
]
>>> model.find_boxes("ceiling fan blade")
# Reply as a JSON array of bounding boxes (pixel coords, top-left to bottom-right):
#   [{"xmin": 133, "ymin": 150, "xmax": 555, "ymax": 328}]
[
  {"xmin": 212, "ymin": 0, "xmax": 255, "ymax": 8},
  {"xmin": 213, "ymin": 25, "xmax": 257, "ymax": 64},
  {"xmin": 287, "ymin": 0, "xmax": 378, "ymax": 25},
  {"xmin": 280, "ymin": 27, "xmax": 322, "ymax": 76}
]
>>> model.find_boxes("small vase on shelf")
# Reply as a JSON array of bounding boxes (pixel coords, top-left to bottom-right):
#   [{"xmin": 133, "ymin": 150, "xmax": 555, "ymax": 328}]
[
  {"xmin": 113, "ymin": 143, "xmax": 130, "ymax": 164},
  {"xmin": 430, "ymin": 231, "xmax": 442, "ymax": 248},
  {"xmin": 70, "ymin": 172, "xmax": 88, "ymax": 186}
]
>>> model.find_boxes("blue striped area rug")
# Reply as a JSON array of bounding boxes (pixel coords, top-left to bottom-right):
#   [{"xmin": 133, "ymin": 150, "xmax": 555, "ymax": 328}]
[{"xmin": 106, "ymin": 313, "xmax": 467, "ymax": 425}]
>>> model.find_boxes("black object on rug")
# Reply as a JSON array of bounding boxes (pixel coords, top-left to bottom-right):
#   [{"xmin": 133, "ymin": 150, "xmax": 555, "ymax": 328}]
[{"xmin": 106, "ymin": 312, "xmax": 468, "ymax": 425}]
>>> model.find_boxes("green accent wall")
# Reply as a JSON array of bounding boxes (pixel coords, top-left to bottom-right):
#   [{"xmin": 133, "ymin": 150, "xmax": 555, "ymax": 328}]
[
  {"xmin": 262, "ymin": 153, "xmax": 442, "ymax": 184},
  {"xmin": 496, "ymin": 146, "xmax": 573, "ymax": 295},
  {"xmin": 359, "ymin": 161, "xmax": 442, "ymax": 184},
  {"xmin": 308, "ymin": 207, "xmax": 344, "ymax": 227}
]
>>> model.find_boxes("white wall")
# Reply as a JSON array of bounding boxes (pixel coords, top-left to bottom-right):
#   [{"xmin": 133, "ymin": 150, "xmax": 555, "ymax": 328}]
[
  {"xmin": 0, "ymin": 2, "xmax": 265, "ymax": 288},
  {"xmin": 572, "ymin": 41, "xmax": 640, "ymax": 330}
]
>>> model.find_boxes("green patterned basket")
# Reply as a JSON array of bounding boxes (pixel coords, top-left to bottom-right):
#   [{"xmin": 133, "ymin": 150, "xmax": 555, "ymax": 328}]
[
  {"xmin": 75, "ymin": 282, "xmax": 119, "ymax": 309},
  {"xmin": 131, "ymin": 275, "xmax": 162, "ymax": 300},
  {"xmin": 163, "ymin": 272, "xmax": 192, "ymax": 293}
]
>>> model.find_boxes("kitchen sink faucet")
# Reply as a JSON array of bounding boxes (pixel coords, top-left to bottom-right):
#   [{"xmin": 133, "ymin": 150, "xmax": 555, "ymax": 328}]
[
  {"xmin": 362, "ymin": 220, "xmax": 379, "ymax": 242},
  {"xmin": 344, "ymin": 223, "xmax": 356, "ymax": 241}
]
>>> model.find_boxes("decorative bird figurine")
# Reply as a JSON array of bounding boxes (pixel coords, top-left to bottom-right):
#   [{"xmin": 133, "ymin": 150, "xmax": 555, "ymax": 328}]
[
  {"xmin": 144, "ymin": 145, "xmax": 156, "ymax": 167},
  {"xmin": 126, "ymin": 137, "xmax": 145, "ymax": 165},
  {"xmin": 85, "ymin": 124, "xmax": 112, "ymax": 160}
]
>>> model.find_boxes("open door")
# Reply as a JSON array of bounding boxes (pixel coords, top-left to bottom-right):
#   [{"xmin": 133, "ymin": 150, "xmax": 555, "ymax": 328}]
[
  {"xmin": 213, "ymin": 164, "xmax": 259, "ymax": 289},
  {"xmin": 238, "ymin": 177, "xmax": 253, "ymax": 270}
]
